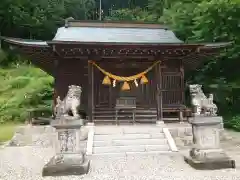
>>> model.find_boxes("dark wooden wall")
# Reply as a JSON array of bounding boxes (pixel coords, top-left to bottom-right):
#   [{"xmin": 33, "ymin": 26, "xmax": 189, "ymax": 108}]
[
  {"xmin": 93, "ymin": 60, "xmax": 158, "ymax": 108},
  {"xmin": 54, "ymin": 58, "xmax": 88, "ymax": 110},
  {"xmin": 53, "ymin": 58, "xmax": 185, "ymax": 112}
]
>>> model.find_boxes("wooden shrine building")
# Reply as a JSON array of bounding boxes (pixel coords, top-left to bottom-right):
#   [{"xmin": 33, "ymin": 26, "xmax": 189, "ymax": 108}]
[{"xmin": 1, "ymin": 20, "xmax": 230, "ymax": 124}]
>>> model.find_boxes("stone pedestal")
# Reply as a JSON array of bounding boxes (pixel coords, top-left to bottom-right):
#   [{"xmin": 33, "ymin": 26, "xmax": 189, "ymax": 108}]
[
  {"xmin": 42, "ymin": 117, "xmax": 90, "ymax": 176},
  {"xmin": 184, "ymin": 116, "xmax": 235, "ymax": 170},
  {"xmin": 156, "ymin": 120, "xmax": 165, "ymax": 126}
]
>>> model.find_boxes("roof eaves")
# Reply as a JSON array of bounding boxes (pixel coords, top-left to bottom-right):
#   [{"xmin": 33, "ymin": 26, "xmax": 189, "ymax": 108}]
[
  {"xmin": 1, "ymin": 36, "xmax": 49, "ymax": 47},
  {"xmin": 197, "ymin": 42, "xmax": 233, "ymax": 52},
  {"xmin": 47, "ymin": 40, "xmax": 186, "ymax": 46}
]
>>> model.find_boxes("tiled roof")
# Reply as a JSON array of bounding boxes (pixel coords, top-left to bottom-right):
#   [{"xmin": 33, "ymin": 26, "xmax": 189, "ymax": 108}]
[{"xmin": 53, "ymin": 26, "xmax": 183, "ymax": 44}]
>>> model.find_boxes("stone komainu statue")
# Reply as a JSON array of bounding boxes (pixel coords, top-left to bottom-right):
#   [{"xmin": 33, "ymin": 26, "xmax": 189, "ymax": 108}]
[
  {"xmin": 189, "ymin": 84, "xmax": 218, "ymax": 116},
  {"xmin": 54, "ymin": 85, "xmax": 82, "ymax": 119}
]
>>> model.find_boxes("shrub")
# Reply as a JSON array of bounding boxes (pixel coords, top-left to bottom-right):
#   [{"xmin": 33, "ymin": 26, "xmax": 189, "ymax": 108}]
[
  {"xmin": 224, "ymin": 115, "xmax": 240, "ymax": 131},
  {"xmin": 0, "ymin": 64, "xmax": 53, "ymax": 123}
]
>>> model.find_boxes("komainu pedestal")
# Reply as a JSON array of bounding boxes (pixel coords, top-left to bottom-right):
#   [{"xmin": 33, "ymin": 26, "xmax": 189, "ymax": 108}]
[
  {"xmin": 42, "ymin": 117, "xmax": 89, "ymax": 176},
  {"xmin": 184, "ymin": 116, "xmax": 235, "ymax": 170}
]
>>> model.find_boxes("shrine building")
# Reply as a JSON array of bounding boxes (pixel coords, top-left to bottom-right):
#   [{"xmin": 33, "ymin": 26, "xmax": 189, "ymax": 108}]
[{"xmin": 1, "ymin": 20, "xmax": 230, "ymax": 124}]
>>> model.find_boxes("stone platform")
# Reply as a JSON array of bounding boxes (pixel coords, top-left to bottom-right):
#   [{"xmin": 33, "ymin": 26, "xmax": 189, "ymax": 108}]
[
  {"xmin": 7, "ymin": 125, "xmax": 88, "ymax": 151},
  {"xmin": 184, "ymin": 155, "xmax": 235, "ymax": 170},
  {"xmin": 7, "ymin": 123, "xmax": 226, "ymax": 150},
  {"xmin": 184, "ymin": 116, "xmax": 235, "ymax": 170},
  {"xmin": 42, "ymin": 156, "xmax": 90, "ymax": 176},
  {"xmin": 166, "ymin": 122, "xmax": 226, "ymax": 148},
  {"xmin": 41, "ymin": 117, "xmax": 90, "ymax": 176}
]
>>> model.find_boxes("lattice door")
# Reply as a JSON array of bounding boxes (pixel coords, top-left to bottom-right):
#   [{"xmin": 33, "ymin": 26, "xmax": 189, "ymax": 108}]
[{"xmin": 161, "ymin": 71, "xmax": 184, "ymax": 106}]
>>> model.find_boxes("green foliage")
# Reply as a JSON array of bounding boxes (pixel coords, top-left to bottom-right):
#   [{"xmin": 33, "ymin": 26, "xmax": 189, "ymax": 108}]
[
  {"xmin": 0, "ymin": 0, "xmax": 96, "ymax": 39},
  {"xmin": 0, "ymin": 50, "xmax": 7, "ymax": 64},
  {"xmin": 160, "ymin": 1, "xmax": 200, "ymax": 40},
  {"xmin": 0, "ymin": 64, "xmax": 53, "ymax": 123},
  {"xmin": 189, "ymin": 0, "xmax": 240, "ymax": 118},
  {"xmin": 105, "ymin": 8, "xmax": 157, "ymax": 22},
  {"xmin": 224, "ymin": 116, "xmax": 240, "ymax": 131},
  {"xmin": 64, "ymin": 0, "xmax": 96, "ymax": 20},
  {"xmin": 160, "ymin": 0, "xmax": 240, "ymax": 129},
  {"xmin": 148, "ymin": 0, "xmax": 173, "ymax": 17}
]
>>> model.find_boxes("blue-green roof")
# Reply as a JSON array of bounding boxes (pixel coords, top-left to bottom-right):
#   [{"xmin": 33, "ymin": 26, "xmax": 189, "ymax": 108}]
[{"xmin": 53, "ymin": 26, "xmax": 183, "ymax": 44}]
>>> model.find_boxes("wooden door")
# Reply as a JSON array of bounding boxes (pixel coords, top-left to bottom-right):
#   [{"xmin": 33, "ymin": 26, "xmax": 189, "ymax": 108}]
[{"xmin": 161, "ymin": 68, "xmax": 184, "ymax": 106}]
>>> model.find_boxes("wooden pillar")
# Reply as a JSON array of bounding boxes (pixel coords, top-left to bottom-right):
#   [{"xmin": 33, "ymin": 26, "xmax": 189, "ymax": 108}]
[
  {"xmin": 180, "ymin": 60, "xmax": 185, "ymax": 105},
  {"xmin": 156, "ymin": 62, "xmax": 163, "ymax": 123},
  {"xmin": 88, "ymin": 61, "xmax": 94, "ymax": 122},
  {"xmin": 52, "ymin": 59, "xmax": 59, "ymax": 117},
  {"xmin": 180, "ymin": 60, "xmax": 185, "ymax": 123},
  {"xmin": 109, "ymin": 86, "xmax": 112, "ymax": 108}
]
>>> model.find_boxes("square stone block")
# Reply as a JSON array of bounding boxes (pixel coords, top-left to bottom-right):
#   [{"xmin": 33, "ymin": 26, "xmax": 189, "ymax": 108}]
[
  {"xmin": 42, "ymin": 156, "xmax": 90, "ymax": 176},
  {"xmin": 43, "ymin": 116, "xmax": 89, "ymax": 177},
  {"xmin": 191, "ymin": 116, "xmax": 223, "ymax": 150},
  {"xmin": 51, "ymin": 117, "xmax": 84, "ymax": 129},
  {"xmin": 184, "ymin": 155, "xmax": 235, "ymax": 170},
  {"xmin": 185, "ymin": 116, "xmax": 236, "ymax": 170}
]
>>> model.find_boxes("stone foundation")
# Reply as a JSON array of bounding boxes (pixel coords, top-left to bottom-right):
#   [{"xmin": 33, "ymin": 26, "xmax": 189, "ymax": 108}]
[
  {"xmin": 167, "ymin": 123, "xmax": 226, "ymax": 148},
  {"xmin": 7, "ymin": 123, "xmax": 227, "ymax": 152},
  {"xmin": 7, "ymin": 125, "xmax": 88, "ymax": 154},
  {"xmin": 184, "ymin": 155, "xmax": 235, "ymax": 170},
  {"xmin": 42, "ymin": 156, "xmax": 90, "ymax": 176},
  {"xmin": 42, "ymin": 118, "xmax": 90, "ymax": 176},
  {"xmin": 183, "ymin": 116, "xmax": 235, "ymax": 170}
]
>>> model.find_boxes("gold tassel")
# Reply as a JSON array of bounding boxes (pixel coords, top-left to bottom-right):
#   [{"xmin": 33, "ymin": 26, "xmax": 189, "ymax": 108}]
[
  {"xmin": 113, "ymin": 79, "xmax": 116, "ymax": 87},
  {"xmin": 102, "ymin": 76, "xmax": 111, "ymax": 85},
  {"xmin": 140, "ymin": 75, "xmax": 148, "ymax": 84},
  {"xmin": 134, "ymin": 79, "xmax": 138, "ymax": 87},
  {"xmin": 121, "ymin": 81, "xmax": 130, "ymax": 91}
]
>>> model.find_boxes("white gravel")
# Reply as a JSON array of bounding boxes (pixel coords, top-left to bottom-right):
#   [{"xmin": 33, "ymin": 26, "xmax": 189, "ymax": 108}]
[{"xmin": 0, "ymin": 146, "xmax": 240, "ymax": 180}]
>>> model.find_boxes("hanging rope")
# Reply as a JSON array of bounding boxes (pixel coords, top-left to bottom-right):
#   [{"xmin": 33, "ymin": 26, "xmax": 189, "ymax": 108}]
[
  {"xmin": 88, "ymin": 60, "xmax": 160, "ymax": 90},
  {"xmin": 89, "ymin": 60, "xmax": 160, "ymax": 82}
]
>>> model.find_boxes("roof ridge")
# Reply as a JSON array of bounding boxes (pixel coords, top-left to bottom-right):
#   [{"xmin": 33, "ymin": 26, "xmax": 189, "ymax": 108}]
[{"xmin": 64, "ymin": 19, "xmax": 169, "ymax": 30}]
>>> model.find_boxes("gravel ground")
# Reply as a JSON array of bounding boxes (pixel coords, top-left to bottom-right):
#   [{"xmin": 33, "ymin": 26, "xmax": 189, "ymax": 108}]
[{"xmin": 0, "ymin": 146, "xmax": 240, "ymax": 180}]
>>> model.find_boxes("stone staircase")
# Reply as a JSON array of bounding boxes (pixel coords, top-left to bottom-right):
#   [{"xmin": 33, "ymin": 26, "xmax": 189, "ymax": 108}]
[{"xmin": 88, "ymin": 125, "xmax": 177, "ymax": 156}]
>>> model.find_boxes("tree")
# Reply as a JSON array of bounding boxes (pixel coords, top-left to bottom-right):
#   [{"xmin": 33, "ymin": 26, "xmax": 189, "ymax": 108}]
[
  {"xmin": 160, "ymin": 1, "xmax": 199, "ymax": 41},
  {"xmin": 148, "ymin": 0, "xmax": 168, "ymax": 17},
  {"xmin": 191, "ymin": 0, "xmax": 240, "ymax": 116},
  {"xmin": 161, "ymin": 0, "xmax": 240, "ymax": 117},
  {"xmin": 0, "ymin": 0, "xmax": 96, "ymax": 40},
  {"xmin": 105, "ymin": 7, "xmax": 157, "ymax": 22}
]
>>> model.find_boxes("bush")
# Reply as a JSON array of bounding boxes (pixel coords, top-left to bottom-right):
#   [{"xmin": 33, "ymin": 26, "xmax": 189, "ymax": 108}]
[
  {"xmin": 224, "ymin": 115, "xmax": 240, "ymax": 131},
  {"xmin": 0, "ymin": 64, "xmax": 53, "ymax": 123}
]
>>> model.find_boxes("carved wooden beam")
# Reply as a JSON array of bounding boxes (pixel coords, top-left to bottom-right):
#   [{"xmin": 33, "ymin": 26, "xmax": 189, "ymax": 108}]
[{"xmin": 53, "ymin": 46, "xmax": 196, "ymax": 59}]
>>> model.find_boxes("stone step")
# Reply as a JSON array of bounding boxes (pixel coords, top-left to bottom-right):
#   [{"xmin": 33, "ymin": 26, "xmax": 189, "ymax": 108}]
[
  {"xmin": 94, "ymin": 133, "xmax": 165, "ymax": 141},
  {"xmin": 93, "ymin": 144, "xmax": 170, "ymax": 154},
  {"xmin": 93, "ymin": 138, "xmax": 168, "ymax": 147},
  {"xmin": 122, "ymin": 127, "xmax": 163, "ymax": 134},
  {"xmin": 94, "ymin": 126, "xmax": 163, "ymax": 135},
  {"xmin": 92, "ymin": 151, "xmax": 175, "ymax": 157}
]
